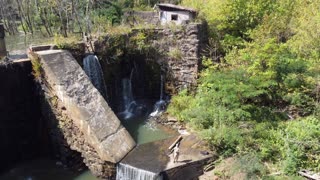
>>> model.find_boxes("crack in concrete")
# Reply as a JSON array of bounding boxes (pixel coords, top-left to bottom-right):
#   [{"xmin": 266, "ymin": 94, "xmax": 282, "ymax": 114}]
[{"xmin": 102, "ymin": 124, "xmax": 122, "ymax": 141}]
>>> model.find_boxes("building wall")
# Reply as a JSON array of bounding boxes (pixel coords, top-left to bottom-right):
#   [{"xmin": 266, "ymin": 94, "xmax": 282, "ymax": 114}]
[
  {"xmin": 160, "ymin": 11, "xmax": 193, "ymax": 25},
  {"xmin": 123, "ymin": 11, "xmax": 159, "ymax": 25}
]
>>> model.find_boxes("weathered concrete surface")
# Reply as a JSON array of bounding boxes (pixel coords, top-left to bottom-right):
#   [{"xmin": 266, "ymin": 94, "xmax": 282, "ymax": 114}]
[
  {"xmin": 30, "ymin": 49, "xmax": 135, "ymax": 163},
  {"xmin": 121, "ymin": 134, "xmax": 212, "ymax": 180}
]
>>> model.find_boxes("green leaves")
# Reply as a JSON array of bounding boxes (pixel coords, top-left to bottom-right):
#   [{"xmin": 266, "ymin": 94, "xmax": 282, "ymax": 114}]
[
  {"xmin": 170, "ymin": 0, "xmax": 320, "ymax": 176},
  {"xmin": 282, "ymin": 117, "xmax": 320, "ymax": 172}
]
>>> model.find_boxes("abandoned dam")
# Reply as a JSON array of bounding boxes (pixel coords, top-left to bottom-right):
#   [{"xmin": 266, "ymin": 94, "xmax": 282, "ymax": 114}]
[{"xmin": 0, "ymin": 21, "xmax": 212, "ymax": 180}]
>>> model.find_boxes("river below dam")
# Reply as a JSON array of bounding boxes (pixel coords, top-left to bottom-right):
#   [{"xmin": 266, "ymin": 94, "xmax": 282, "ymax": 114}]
[
  {"xmin": 0, "ymin": 158, "xmax": 98, "ymax": 180},
  {"xmin": 0, "ymin": 117, "xmax": 173, "ymax": 180},
  {"xmin": 0, "ymin": 112, "xmax": 174, "ymax": 180}
]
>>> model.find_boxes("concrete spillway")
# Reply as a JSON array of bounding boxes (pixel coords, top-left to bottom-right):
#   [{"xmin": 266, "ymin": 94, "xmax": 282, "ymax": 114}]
[
  {"xmin": 29, "ymin": 49, "xmax": 135, "ymax": 163},
  {"xmin": 116, "ymin": 163, "xmax": 162, "ymax": 180}
]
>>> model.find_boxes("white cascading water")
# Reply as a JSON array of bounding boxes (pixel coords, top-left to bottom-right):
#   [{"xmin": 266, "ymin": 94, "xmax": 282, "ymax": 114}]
[
  {"xmin": 120, "ymin": 78, "xmax": 136, "ymax": 120},
  {"xmin": 150, "ymin": 74, "xmax": 166, "ymax": 117},
  {"xmin": 124, "ymin": 69, "xmax": 135, "ymax": 108},
  {"xmin": 118, "ymin": 69, "xmax": 143, "ymax": 120},
  {"xmin": 116, "ymin": 163, "xmax": 162, "ymax": 180},
  {"xmin": 83, "ymin": 55, "xmax": 108, "ymax": 99}
]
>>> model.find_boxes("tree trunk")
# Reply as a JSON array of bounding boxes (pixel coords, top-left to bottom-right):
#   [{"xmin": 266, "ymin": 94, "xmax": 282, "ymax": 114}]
[{"xmin": 16, "ymin": 0, "xmax": 28, "ymax": 34}]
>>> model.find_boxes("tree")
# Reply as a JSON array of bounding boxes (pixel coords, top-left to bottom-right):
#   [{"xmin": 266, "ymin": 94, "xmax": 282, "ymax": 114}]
[{"xmin": 0, "ymin": 0, "xmax": 19, "ymax": 35}]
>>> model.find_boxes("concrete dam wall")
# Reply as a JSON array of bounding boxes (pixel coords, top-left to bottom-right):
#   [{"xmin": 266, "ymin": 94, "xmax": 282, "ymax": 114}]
[
  {"xmin": 28, "ymin": 49, "xmax": 136, "ymax": 178},
  {"xmin": 0, "ymin": 60, "xmax": 43, "ymax": 173}
]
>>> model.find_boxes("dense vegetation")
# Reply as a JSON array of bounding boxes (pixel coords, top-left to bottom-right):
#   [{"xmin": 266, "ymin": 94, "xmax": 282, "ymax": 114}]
[
  {"xmin": 0, "ymin": 0, "xmax": 180, "ymax": 36},
  {"xmin": 168, "ymin": 0, "xmax": 320, "ymax": 178}
]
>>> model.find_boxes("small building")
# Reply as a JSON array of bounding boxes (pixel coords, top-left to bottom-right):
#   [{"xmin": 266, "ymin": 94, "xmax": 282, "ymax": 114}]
[{"xmin": 157, "ymin": 4, "xmax": 197, "ymax": 25}]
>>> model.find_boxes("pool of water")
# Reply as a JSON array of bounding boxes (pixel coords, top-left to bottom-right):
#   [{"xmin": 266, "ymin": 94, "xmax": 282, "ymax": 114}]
[
  {"xmin": 0, "ymin": 159, "xmax": 98, "ymax": 180},
  {"xmin": 5, "ymin": 32, "xmax": 53, "ymax": 52},
  {"xmin": 117, "ymin": 99, "xmax": 176, "ymax": 145},
  {"xmin": 74, "ymin": 171, "xmax": 98, "ymax": 180},
  {"xmin": 123, "ymin": 118, "xmax": 175, "ymax": 145},
  {"xmin": 0, "ymin": 116, "xmax": 175, "ymax": 180}
]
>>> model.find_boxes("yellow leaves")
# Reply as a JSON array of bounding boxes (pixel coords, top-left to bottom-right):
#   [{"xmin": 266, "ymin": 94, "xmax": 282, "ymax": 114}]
[{"xmin": 181, "ymin": 0, "xmax": 228, "ymax": 24}]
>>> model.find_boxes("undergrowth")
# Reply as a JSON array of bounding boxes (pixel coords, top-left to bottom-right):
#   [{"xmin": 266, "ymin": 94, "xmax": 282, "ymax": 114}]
[{"xmin": 168, "ymin": 1, "xmax": 320, "ymax": 178}]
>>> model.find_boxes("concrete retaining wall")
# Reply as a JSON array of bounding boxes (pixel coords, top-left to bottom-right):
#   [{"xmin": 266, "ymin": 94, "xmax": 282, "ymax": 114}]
[{"xmin": 28, "ymin": 50, "xmax": 135, "ymax": 164}]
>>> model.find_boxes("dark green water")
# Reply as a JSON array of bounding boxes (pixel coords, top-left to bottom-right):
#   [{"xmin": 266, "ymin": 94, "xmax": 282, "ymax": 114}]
[
  {"xmin": 0, "ymin": 159, "xmax": 98, "ymax": 180},
  {"xmin": 0, "ymin": 118, "xmax": 174, "ymax": 180},
  {"xmin": 122, "ymin": 116, "xmax": 175, "ymax": 145}
]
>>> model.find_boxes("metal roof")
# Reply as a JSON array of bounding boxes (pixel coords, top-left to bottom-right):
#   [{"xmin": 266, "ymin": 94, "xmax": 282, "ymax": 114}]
[{"xmin": 157, "ymin": 3, "xmax": 197, "ymax": 13}]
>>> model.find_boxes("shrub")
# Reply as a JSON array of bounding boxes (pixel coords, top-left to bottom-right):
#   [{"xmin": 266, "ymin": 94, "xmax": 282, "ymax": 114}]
[
  {"xmin": 232, "ymin": 153, "xmax": 267, "ymax": 179},
  {"xmin": 167, "ymin": 89, "xmax": 193, "ymax": 121},
  {"xmin": 202, "ymin": 126, "xmax": 242, "ymax": 156}
]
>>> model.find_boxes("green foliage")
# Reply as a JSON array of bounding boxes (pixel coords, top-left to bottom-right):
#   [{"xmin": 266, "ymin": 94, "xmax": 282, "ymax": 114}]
[
  {"xmin": 54, "ymin": 34, "xmax": 82, "ymax": 49},
  {"xmin": 182, "ymin": 0, "xmax": 275, "ymax": 51},
  {"xmin": 282, "ymin": 117, "xmax": 320, "ymax": 172},
  {"xmin": 30, "ymin": 57, "xmax": 42, "ymax": 79},
  {"xmin": 167, "ymin": 47, "xmax": 183, "ymax": 60},
  {"xmin": 129, "ymin": 31, "xmax": 149, "ymax": 52},
  {"xmin": 94, "ymin": 1, "xmax": 123, "ymax": 26},
  {"xmin": 213, "ymin": 153, "xmax": 267, "ymax": 179},
  {"xmin": 167, "ymin": 89, "xmax": 193, "ymax": 121},
  {"xmin": 203, "ymin": 126, "xmax": 242, "ymax": 156},
  {"xmin": 227, "ymin": 39, "xmax": 316, "ymax": 116},
  {"xmin": 169, "ymin": 0, "xmax": 320, "ymax": 177},
  {"xmin": 117, "ymin": 0, "xmax": 134, "ymax": 8},
  {"xmin": 232, "ymin": 153, "xmax": 267, "ymax": 179}
]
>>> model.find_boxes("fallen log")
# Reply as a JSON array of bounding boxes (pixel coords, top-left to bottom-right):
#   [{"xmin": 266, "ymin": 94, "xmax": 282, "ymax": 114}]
[
  {"xmin": 298, "ymin": 170, "xmax": 320, "ymax": 180},
  {"xmin": 168, "ymin": 135, "xmax": 183, "ymax": 150}
]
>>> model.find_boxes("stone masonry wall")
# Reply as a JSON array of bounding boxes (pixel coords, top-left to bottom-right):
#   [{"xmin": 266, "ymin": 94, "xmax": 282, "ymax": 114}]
[
  {"xmin": 94, "ymin": 22, "xmax": 208, "ymax": 95},
  {"xmin": 151, "ymin": 22, "xmax": 208, "ymax": 94}
]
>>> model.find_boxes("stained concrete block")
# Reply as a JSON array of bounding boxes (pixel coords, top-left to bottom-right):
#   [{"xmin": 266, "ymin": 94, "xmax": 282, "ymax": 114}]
[
  {"xmin": 121, "ymin": 135, "xmax": 212, "ymax": 180},
  {"xmin": 31, "ymin": 49, "xmax": 135, "ymax": 163}
]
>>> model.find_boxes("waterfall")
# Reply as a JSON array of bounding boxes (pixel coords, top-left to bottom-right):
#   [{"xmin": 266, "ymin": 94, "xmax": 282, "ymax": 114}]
[
  {"xmin": 150, "ymin": 74, "xmax": 166, "ymax": 117},
  {"xmin": 120, "ymin": 76, "xmax": 137, "ymax": 120},
  {"xmin": 116, "ymin": 163, "xmax": 162, "ymax": 180},
  {"xmin": 122, "ymin": 78, "xmax": 134, "ymax": 110},
  {"xmin": 159, "ymin": 75, "xmax": 164, "ymax": 101},
  {"xmin": 83, "ymin": 55, "xmax": 107, "ymax": 100},
  {"xmin": 118, "ymin": 69, "xmax": 146, "ymax": 120}
]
